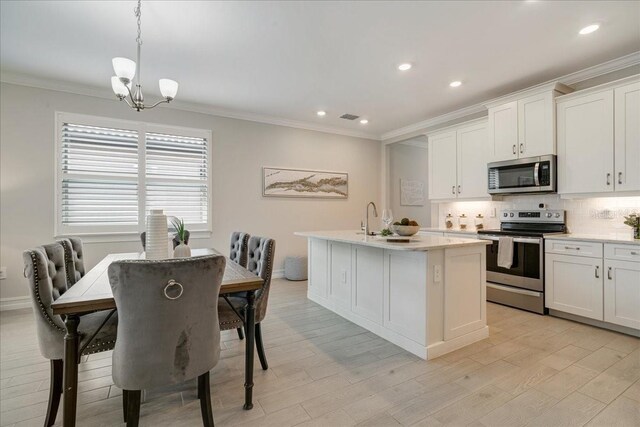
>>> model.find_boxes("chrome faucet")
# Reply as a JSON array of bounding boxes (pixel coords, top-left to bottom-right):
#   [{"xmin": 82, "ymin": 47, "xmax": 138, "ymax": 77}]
[{"xmin": 365, "ymin": 201, "xmax": 378, "ymax": 236}]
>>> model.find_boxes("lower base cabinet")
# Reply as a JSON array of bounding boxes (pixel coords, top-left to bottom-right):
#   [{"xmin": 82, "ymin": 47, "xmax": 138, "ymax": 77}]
[
  {"xmin": 604, "ymin": 259, "xmax": 640, "ymax": 329},
  {"xmin": 545, "ymin": 253, "xmax": 603, "ymax": 320}
]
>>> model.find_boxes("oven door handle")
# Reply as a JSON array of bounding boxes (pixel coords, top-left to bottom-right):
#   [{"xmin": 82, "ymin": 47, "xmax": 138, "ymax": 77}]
[
  {"xmin": 534, "ymin": 162, "xmax": 540, "ymax": 186},
  {"xmin": 479, "ymin": 235, "xmax": 542, "ymax": 244}
]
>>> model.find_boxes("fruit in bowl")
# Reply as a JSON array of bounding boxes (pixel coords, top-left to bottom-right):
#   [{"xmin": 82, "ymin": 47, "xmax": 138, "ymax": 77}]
[{"xmin": 391, "ymin": 218, "xmax": 420, "ymax": 236}]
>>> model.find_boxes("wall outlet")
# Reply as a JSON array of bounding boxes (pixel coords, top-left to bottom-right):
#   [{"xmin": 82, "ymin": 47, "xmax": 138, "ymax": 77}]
[
  {"xmin": 0, "ymin": 267, "xmax": 6, "ymax": 280},
  {"xmin": 433, "ymin": 265, "xmax": 442, "ymax": 282}
]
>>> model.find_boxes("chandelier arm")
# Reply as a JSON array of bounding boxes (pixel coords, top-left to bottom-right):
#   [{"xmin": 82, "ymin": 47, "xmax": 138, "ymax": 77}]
[
  {"xmin": 124, "ymin": 83, "xmax": 139, "ymax": 108},
  {"xmin": 147, "ymin": 99, "xmax": 171, "ymax": 110}
]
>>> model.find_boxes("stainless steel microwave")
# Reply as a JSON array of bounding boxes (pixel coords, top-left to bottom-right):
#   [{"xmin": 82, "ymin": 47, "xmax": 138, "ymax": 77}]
[{"xmin": 487, "ymin": 155, "xmax": 556, "ymax": 195}]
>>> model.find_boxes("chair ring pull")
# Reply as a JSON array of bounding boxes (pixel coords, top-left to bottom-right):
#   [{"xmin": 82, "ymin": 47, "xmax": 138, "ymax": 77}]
[
  {"xmin": 163, "ymin": 279, "xmax": 183, "ymax": 300},
  {"xmin": 23, "ymin": 265, "xmax": 29, "ymax": 278}
]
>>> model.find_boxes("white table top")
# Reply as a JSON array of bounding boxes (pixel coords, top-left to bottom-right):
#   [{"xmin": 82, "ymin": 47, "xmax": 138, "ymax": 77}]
[
  {"xmin": 295, "ymin": 230, "xmax": 489, "ymax": 251},
  {"xmin": 545, "ymin": 233, "xmax": 640, "ymax": 245}
]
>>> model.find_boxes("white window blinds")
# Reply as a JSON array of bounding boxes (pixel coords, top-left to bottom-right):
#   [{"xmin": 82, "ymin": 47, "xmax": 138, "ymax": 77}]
[
  {"xmin": 60, "ymin": 123, "xmax": 139, "ymax": 226},
  {"xmin": 57, "ymin": 114, "xmax": 211, "ymax": 235},
  {"xmin": 145, "ymin": 132, "xmax": 209, "ymax": 224}
]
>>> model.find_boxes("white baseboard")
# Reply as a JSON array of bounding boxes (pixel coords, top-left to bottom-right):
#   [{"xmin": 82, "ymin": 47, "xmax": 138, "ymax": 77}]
[
  {"xmin": 0, "ymin": 296, "xmax": 32, "ymax": 312},
  {"xmin": 272, "ymin": 269, "xmax": 285, "ymax": 279}
]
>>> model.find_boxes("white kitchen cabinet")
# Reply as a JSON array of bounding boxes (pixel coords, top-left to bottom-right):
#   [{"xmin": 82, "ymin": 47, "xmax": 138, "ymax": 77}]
[
  {"xmin": 487, "ymin": 101, "xmax": 518, "ymax": 161},
  {"xmin": 328, "ymin": 241, "xmax": 351, "ymax": 310},
  {"xmin": 545, "ymin": 253, "xmax": 603, "ymax": 320},
  {"xmin": 351, "ymin": 245, "xmax": 384, "ymax": 324},
  {"xmin": 428, "ymin": 119, "xmax": 488, "ymax": 200},
  {"xmin": 428, "ymin": 130, "xmax": 457, "ymax": 200},
  {"xmin": 457, "ymin": 121, "xmax": 489, "ymax": 198},
  {"xmin": 604, "ymin": 259, "xmax": 640, "ymax": 329},
  {"xmin": 486, "ymin": 84, "xmax": 570, "ymax": 162},
  {"xmin": 557, "ymin": 90, "xmax": 614, "ymax": 194},
  {"xmin": 614, "ymin": 82, "xmax": 640, "ymax": 192}
]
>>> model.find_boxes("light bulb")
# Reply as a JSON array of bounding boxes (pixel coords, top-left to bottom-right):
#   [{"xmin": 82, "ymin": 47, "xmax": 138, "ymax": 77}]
[
  {"xmin": 159, "ymin": 79, "xmax": 179, "ymax": 99},
  {"xmin": 111, "ymin": 76, "xmax": 129, "ymax": 97},
  {"xmin": 112, "ymin": 57, "xmax": 136, "ymax": 82}
]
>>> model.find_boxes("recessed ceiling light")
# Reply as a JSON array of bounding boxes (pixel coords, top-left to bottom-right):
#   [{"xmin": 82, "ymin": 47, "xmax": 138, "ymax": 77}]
[
  {"xmin": 398, "ymin": 63, "xmax": 412, "ymax": 71},
  {"xmin": 449, "ymin": 81, "xmax": 462, "ymax": 88},
  {"xmin": 317, "ymin": 110, "xmax": 326, "ymax": 117},
  {"xmin": 360, "ymin": 119, "xmax": 369, "ymax": 124},
  {"xmin": 579, "ymin": 24, "xmax": 600, "ymax": 35}
]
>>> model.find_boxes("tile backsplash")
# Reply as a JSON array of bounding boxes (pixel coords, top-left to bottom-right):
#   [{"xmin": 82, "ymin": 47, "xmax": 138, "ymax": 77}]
[{"xmin": 434, "ymin": 195, "xmax": 640, "ymax": 236}]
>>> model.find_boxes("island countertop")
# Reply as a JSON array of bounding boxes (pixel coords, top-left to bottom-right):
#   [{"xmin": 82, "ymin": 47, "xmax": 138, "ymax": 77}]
[{"xmin": 295, "ymin": 230, "xmax": 490, "ymax": 251}]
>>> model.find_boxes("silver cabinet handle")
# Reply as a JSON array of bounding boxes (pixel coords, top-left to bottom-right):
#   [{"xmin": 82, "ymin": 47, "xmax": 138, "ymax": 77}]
[
  {"xmin": 452, "ymin": 186, "xmax": 455, "ymax": 195},
  {"xmin": 512, "ymin": 145, "xmax": 516, "ymax": 155},
  {"xmin": 607, "ymin": 267, "xmax": 612, "ymax": 280},
  {"xmin": 565, "ymin": 246, "xmax": 581, "ymax": 251},
  {"xmin": 458, "ymin": 185, "xmax": 461, "ymax": 194},
  {"xmin": 520, "ymin": 143, "xmax": 524, "ymax": 154},
  {"xmin": 618, "ymin": 172, "xmax": 623, "ymax": 185},
  {"xmin": 607, "ymin": 173, "xmax": 611, "ymax": 186},
  {"xmin": 631, "ymin": 251, "xmax": 638, "ymax": 256},
  {"xmin": 595, "ymin": 265, "xmax": 600, "ymax": 278}
]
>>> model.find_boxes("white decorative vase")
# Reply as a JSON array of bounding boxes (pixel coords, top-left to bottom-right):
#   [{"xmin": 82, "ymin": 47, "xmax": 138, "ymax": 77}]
[
  {"xmin": 146, "ymin": 209, "xmax": 169, "ymax": 260},
  {"xmin": 173, "ymin": 242, "xmax": 191, "ymax": 258}
]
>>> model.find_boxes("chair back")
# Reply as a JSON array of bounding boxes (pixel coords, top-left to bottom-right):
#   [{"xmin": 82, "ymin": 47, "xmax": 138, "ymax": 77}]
[
  {"xmin": 108, "ymin": 255, "xmax": 225, "ymax": 390},
  {"xmin": 22, "ymin": 243, "xmax": 69, "ymax": 359},
  {"xmin": 229, "ymin": 232, "xmax": 250, "ymax": 267},
  {"xmin": 246, "ymin": 236, "xmax": 275, "ymax": 323},
  {"xmin": 59, "ymin": 237, "xmax": 85, "ymax": 285},
  {"xmin": 140, "ymin": 230, "xmax": 190, "ymax": 251}
]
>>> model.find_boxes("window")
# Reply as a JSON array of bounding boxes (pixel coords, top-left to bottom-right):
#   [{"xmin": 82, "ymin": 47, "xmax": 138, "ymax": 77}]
[{"xmin": 56, "ymin": 113, "xmax": 211, "ymax": 237}]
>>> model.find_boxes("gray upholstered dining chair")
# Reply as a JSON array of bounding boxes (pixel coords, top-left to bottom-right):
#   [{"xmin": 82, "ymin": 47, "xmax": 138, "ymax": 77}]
[
  {"xmin": 59, "ymin": 237, "xmax": 85, "ymax": 285},
  {"xmin": 108, "ymin": 255, "xmax": 225, "ymax": 427},
  {"xmin": 23, "ymin": 242, "xmax": 118, "ymax": 427},
  {"xmin": 140, "ymin": 230, "xmax": 190, "ymax": 251},
  {"xmin": 229, "ymin": 231, "xmax": 250, "ymax": 339},
  {"xmin": 219, "ymin": 236, "xmax": 275, "ymax": 370}
]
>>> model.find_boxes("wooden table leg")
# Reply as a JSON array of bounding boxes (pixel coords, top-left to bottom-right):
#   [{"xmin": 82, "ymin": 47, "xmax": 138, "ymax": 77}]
[
  {"xmin": 243, "ymin": 290, "xmax": 256, "ymax": 410},
  {"xmin": 63, "ymin": 314, "xmax": 80, "ymax": 427}
]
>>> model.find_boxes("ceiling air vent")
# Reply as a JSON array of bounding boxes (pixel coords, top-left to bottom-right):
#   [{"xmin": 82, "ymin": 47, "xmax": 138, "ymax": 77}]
[{"xmin": 339, "ymin": 113, "xmax": 360, "ymax": 121}]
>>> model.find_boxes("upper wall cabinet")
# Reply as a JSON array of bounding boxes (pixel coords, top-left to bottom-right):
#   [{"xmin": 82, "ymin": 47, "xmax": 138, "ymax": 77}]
[
  {"xmin": 428, "ymin": 119, "xmax": 489, "ymax": 201},
  {"xmin": 557, "ymin": 76, "xmax": 640, "ymax": 195},
  {"xmin": 485, "ymin": 83, "xmax": 573, "ymax": 162}
]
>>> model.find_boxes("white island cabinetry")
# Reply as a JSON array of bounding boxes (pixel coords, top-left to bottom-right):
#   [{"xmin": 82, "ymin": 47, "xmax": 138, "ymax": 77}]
[{"xmin": 296, "ymin": 231, "xmax": 490, "ymax": 359}]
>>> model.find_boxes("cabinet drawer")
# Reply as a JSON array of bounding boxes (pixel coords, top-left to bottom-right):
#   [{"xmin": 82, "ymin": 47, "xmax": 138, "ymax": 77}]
[
  {"xmin": 605, "ymin": 243, "xmax": 640, "ymax": 261},
  {"xmin": 545, "ymin": 240, "xmax": 603, "ymax": 258}
]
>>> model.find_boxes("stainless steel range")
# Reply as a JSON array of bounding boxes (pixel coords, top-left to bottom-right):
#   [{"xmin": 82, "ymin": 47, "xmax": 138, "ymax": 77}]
[{"xmin": 478, "ymin": 209, "xmax": 566, "ymax": 314}]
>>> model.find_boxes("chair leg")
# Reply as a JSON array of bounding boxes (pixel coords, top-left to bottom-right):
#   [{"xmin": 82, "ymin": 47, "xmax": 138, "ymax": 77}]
[
  {"xmin": 125, "ymin": 390, "xmax": 141, "ymax": 427},
  {"xmin": 45, "ymin": 359, "xmax": 63, "ymax": 427},
  {"xmin": 122, "ymin": 390, "xmax": 129, "ymax": 422},
  {"xmin": 237, "ymin": 327, "xmax": 245, "ymax": 340},
  {"xmin": 198, "ymin": 372, "xmax": 215, "ymax": 427},
  {"xmin": 255, "ymin": 323, "xmax": 268, "ymax": 371}
]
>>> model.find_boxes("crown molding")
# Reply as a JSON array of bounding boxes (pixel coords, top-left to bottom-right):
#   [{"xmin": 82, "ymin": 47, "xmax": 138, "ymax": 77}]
[
  {"xmin": 398, "ymin": 139, "xmax": 428, "ymax": 149},
  {"xmin": 0, "ymin": 72, "xmax": 381, "ymax": 141},
  {"xmin": 381, "ymin": 51, "xmax": 640, "ymax": 142}
]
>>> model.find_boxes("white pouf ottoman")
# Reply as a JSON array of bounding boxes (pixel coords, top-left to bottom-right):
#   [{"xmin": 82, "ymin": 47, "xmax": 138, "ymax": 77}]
[{"xmin": 284, "ymin": 256, "xmax": 308, "ymax": 281}]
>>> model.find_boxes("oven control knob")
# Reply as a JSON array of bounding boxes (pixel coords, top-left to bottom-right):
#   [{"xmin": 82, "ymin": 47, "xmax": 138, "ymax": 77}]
[
  {"xmin": 503, "ymin": 213, "xmax": 508, "ymax": 217},
  {"xmin": 546, "ymin": 212, "xmax": 553, "ymax": 218},
  {"xmin": 509, "ymin": 213, "xmax": 514, "ymax": 217},
  {"xmin": 555, "ymin": 213, "xmax": 561, "ymax": 218}
]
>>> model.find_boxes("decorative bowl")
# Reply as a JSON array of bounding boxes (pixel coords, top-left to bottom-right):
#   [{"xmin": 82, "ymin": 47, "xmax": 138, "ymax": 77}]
[{"xmin": 390, "ymin": 225, "xmax": 420, "ymax": 236}]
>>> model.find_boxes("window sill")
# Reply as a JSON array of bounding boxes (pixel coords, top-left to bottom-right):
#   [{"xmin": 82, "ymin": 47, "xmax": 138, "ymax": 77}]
[{"xmin": 55, "ymin": 230, "xmax": 213, "ymax": 244}]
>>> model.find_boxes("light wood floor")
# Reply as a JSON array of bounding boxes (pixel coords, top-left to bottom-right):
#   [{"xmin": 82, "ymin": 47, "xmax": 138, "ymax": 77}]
[{"xmin": 1, "ymin": 279, "xmax": 639, "ymax": 426}]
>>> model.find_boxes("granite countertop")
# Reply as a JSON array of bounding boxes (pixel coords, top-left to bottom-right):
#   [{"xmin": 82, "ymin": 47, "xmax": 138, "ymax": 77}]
[
  {"xmin": 545, "ymin": 233, "xmax": 640, "ymax": 245},
  {"xmin": 295, "ymin": 230, "xmax": 489, "ymax": 251},
  {"xmin": 419, "ymin": 227, "xmax": 481, "ymax": 235}
]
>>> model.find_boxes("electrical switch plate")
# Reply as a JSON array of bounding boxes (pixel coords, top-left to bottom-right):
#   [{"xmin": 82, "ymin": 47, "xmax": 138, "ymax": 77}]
[
  {"xmin": 0, "ymin": 267, "xmax": 6, "ymax": 280},
  {"xmin": 433, "ymin": 265, "xmax": 442, "ymax": 282},
  {"xmin": 490, "ymin": 208, "xmax": 496, "ymax": 218}
]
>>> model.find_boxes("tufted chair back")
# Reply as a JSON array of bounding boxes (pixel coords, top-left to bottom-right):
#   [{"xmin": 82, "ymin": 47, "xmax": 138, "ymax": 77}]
[
  {"xmin": 108, "ymin": 255, "xmax": 225, "ymax": 390},
  {"xmin": 22, "ymin": 243, "xmax": 70, "ymax": 360},
  {"xmin": 59, "ymin": 237, "xmax": 85, "ymax": 285},
  {"xmin": 246, "ymin": 236, "xmax": 275, "ymax": 323},
  {"xmin": 229, "ymin": 232, "xmax": 250, "ymax": 267},
  {"xmin": 140, "ymin": 230, "xmax": 190, "ymax": 251}
]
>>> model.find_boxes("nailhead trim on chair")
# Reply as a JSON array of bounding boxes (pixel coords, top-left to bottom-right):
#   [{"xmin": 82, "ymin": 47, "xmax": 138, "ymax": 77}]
[
  {"xmin": 82, "ymin": 340, "xmax": 116, "ymax": 355},
  {"xmin": 59, "ymin": 240, "xmax": 75, "ymax": 287},
  {"xmin": 28, "ymin": 251, "xmax": 65, "ymax": 333}
]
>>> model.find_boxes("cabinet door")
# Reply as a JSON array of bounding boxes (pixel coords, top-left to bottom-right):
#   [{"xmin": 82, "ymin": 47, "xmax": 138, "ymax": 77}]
[
  {"xmin": 614, "ymin": 82, "xmax": 640, "ymax": 192},
  {"xmin": 351, "ymin": 245, "xmax": 384, "ymax": 324},
  {"xmin": 604, "ymin": 259, "xmax": 640, "ymax": 329},
  {"xmin": 428, "ymin": 131, "xmax": 457, "ymax": 200},
  {"xmin": 488, "ymin": 101, "xmax": 518, "ymax": 162},
  {"xmin": 329, "ymin": 242, "xmax": 351, "ymax": 310},
  {"xmin": 308, "ymin": 239, "xmax": 328, "ymax": 298},
  {"xmin": 545, "ymin": 253, "xmax": 603, "ymax": 320},
  {"xmin": 457, "ymin": 121, "xmax": 489, "ymax": 199},
  {"xmin": 518, "ymin": 92, "xmax": 553, "ymax": 157},
  {"xmin": 557, "ymin": 90, "xmax": 614, "ymax": 194}
]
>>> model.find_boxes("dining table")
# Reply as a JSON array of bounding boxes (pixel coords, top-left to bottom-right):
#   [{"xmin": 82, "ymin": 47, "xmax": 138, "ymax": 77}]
[{"xmin": 50, "ymin": 248, "xmax": 264, "ymax": 427}]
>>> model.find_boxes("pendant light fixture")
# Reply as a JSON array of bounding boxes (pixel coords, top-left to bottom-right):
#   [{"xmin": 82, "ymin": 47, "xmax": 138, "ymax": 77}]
[{"xmin": 111, "ymin": 0, "xmax": 178, "ymax": 111}]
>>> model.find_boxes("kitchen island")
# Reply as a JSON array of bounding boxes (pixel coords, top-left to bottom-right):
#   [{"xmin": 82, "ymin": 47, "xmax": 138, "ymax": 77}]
[{"xmin": 294, "ymin": 230, "xmax": 490, "ymax": 359}]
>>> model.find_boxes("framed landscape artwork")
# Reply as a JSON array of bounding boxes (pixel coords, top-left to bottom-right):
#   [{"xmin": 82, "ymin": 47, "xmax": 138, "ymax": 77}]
[{"xmin": 262, "ymin": 167, "xmax": 348, "ymax": 199}]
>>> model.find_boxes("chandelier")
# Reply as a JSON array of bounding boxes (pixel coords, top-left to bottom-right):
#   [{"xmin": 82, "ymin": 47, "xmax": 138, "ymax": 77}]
[{"xmin": 110, "ymin": 0, "xmax": 178, "ymax": 111}]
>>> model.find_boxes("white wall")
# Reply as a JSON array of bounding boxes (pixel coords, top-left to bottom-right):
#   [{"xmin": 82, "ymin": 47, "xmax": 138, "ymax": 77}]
[
  {"xmin": 0, "ymin": 82, "xmax": 381, "ymax": 303},
  {"xmin": 387, "ymin": 139, "xmax": 430, "ymax": 227}
]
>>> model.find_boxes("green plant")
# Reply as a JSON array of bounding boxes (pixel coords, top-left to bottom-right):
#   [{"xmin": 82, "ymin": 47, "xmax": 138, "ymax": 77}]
[
  {"xmin": 623, "ymin": 213, "xmax": 639, "ymax": 228},
  {"xmin": 380, "ymin": 228, "xmax": 392, "ymax": 237},
  {"xmin": 171, "ymin": 217, "xmax": 188, "ymax": 243}
]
